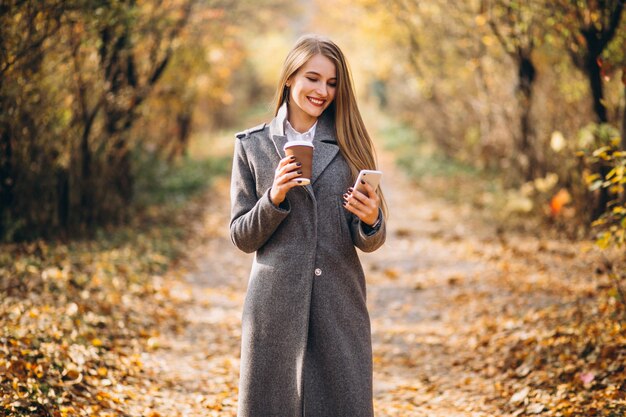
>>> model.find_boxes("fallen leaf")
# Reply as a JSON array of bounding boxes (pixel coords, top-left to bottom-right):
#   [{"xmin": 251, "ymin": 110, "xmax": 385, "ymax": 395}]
[
  {"xmin": 526, "ymin": 403, "xmax": 545, "ymax": 414},
  {"xmin": 579, "ymin": 371, "xmax": 595, "ymax": 385},
  {"xmin": 510, "ymin": 387, "xmax": 530, "ymax": 405}
]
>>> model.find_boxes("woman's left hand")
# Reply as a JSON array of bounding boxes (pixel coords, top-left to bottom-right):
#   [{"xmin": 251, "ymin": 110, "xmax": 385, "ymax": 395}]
[{"xmin": 342, "ymin": 180, "xmax": 380, "ymax": 225}]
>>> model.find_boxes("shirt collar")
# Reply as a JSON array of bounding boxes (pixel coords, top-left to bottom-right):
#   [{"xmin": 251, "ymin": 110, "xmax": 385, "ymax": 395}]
[
  {"xmin": 269, "ymin": 101, "xmax": 336, "ymax": 144},
  {"xmin": 285, "ymin": 118, "xmax": 317, "ymax": 141}
]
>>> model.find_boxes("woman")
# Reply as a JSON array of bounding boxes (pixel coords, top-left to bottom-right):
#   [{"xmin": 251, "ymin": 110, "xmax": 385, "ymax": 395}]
[{"xmin": 229, "ymin": 34, "xmax": 387, "ymax": 417}]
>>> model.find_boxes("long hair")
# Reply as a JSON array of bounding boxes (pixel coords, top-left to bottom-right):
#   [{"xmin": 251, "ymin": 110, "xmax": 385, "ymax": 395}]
[{"xmin": 272, "ymin": 34, "xmax": 388, "ymax": 219}]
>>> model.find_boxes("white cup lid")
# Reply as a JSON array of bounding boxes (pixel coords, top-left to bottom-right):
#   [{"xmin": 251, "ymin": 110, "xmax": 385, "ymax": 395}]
[{"xmin": 283, "ymin": 140, "xmax": 315, "ymax": 150}]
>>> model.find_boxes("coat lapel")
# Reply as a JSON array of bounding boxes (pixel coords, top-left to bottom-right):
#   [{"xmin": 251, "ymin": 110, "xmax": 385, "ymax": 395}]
[
  {"xmin": 269, "ymin": 102, "xmax": 289, "ymax": 159},
  {"xmin": 310, "ymin": 111, "xmax": 338, "ymax": 185}
]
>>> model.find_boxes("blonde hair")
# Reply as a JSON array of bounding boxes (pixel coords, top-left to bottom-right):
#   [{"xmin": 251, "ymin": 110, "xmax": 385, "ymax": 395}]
[{"xmin": 273, "ymin": 34, "xmax": 388, "ymax": 219}]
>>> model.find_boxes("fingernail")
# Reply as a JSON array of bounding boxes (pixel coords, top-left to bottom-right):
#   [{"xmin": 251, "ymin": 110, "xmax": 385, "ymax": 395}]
[
  {"xmin": 360, "ymin": 180, "xmax": 365, "ymax": 184},
  {"xmin": 290, "ymin": 156, "xmax": 296, "ymax": 160},
  {"xmin": 342, "ymin": 201, "xmax": 347, "ymax": 207},
  {"xmin": 296, "ymin": 162, "xmax": 302, "ymax": 167},
  {"xmin": 297, "ymin": 180, "xmax": 302, "ymax": 183},
  {"xmin": 343, "ymin": 193, "xmax": 349, "ymax": 199},
  {"xmin": 348, "ymin": 187, "xmax": 354, "ymax": 192},
  {"xmin": 297, "ymin": 170, "xmax": 302, "ymax": 174}
]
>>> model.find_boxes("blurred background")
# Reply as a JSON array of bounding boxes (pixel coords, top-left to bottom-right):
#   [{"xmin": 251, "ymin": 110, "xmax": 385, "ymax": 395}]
[
  {"xmin": 1, "ymin": 3, "xmax": 625, "ymax": 415},
  {"xmin": 1, "ymin": 0, "xmax": 624, "ymax": 244}
]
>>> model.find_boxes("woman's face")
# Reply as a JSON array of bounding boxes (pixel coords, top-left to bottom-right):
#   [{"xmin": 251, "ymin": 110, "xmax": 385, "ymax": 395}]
[{"xmin": 287, "ymin": 54, "xmax": 337, "ymax": 124}]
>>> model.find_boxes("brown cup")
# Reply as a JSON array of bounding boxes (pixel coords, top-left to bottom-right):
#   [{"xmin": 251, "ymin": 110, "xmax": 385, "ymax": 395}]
[{"xmin": 283, "ymin": 140, "xmax": 314, "ymax": 185}]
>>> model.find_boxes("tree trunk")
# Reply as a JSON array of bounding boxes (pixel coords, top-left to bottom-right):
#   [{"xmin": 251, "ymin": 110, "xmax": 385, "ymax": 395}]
[
  {"xmin": 56, "ymin": 167, "xmax": 69, "ymax": 234},
  {"xmin": 516, "ymin": 54, "xmax": 538, "ymax": 180},
  {"xmin": 0, "ymin": 123, "xmax": 13, "ymax": 238},
  {"xmin": 583, "ymin": 51, "xmax": 611, "ymax": 220},
  {"xmin": 622, "ymin": 83, "xmax": 626, "ymax": 150},
  {"xmin": 80, "ymin": 121, "xmax": 93, "ymax": 228},
  {"xmin": 169, "ymin": 110, "xmax": 192, "ymax": 162},
  {"xmin": 111, "ymin": 135, "xmax": 134, "ymax": 206},
  {"xmin": 585, "ymin": 52, "xmax": 608, "ymax": 123},
  {"xmin": 622, "ymin": 84, "xmax": 626, "ymax": 150},
  {"xmin": 104, "ymin": 105, "xmax": 135, "ymax": 214}
]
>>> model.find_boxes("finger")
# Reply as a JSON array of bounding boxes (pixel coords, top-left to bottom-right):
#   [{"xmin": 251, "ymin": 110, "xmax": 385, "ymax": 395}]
[
  {"xmin": 342, "ymin": 199, "xmax": 357, "ymax": 214},
  {"xmin": 275, "ymin": 171, "xmax": 303, "ymax": 189},
  {"xmin": 362, "ymin": 180, "xmax": 380, "ymax": 201},
  {"xmin": 347, "ymin": 192, "xmax": 376, "ymax": 214},
  {"xmin": 349, "ymin": 188, "xmax": 369, "ymax": 204},
  {"xmin": 355, "ymin": 181, "xmax": 379, "ymax": 201},
  {"xmin": 343, "ymin": 193, "xmax": 371, "ymax": 213},
  {"xmin": 276, "ymin": 157, "xmax": 296, "ymax": 175},
  {"xmin": 279, "ymin": 155, "xmax": 296, "ymax": 168},
  {"xmin": 288, "ymin": 178, "xmax": 306, "ymax": 188},
  {"xmin": 278, "ymin": 179, "xmax": 305, "ymax": 193},
  {"xmin": 345, "ymin": 203, "xmax": 376, "ymax": 225},
  {"xmin": 355, "ymin": 182, "xmax": 380, "ymax": 205},
  {"xmin": 349, "ymin": 192, "xmax": 380, "ymax": 217},
  {"xmin": 283, "ymin": 169, "xmax": 303, "ymax": 182},
  {"xmin": 346, "ymin": 194, "xmax": 379, "ymax": 220},
  {"xmin": 342, "ymin": 200, "xmax": 366, "ymax": 218},
  {"xmin": 278, "ymin": 161, "xmax": 301, "ymax": 176}
]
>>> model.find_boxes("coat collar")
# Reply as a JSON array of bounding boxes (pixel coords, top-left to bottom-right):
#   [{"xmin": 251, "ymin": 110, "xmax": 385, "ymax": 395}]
[{"xmin": 269, "ymin": 102, "xmax": 339, "ymax": 186}]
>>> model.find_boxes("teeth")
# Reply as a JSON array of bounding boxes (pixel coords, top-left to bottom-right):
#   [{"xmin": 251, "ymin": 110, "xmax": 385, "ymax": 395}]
[{"xmin": 308, "ymin": 97, "xmax": 324, "ymax": 105}]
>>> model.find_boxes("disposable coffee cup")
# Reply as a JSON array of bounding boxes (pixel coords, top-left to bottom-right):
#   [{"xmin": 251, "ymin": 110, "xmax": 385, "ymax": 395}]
[{"xmin": 283, "ymin": 140, "xmax": 314, "ymax": 186}]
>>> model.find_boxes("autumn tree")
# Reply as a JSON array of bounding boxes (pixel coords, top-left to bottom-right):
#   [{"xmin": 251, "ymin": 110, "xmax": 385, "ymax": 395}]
[
  {"xmin": 0, "ymin": 0, "xmax": 291, "ymax": 240},
  {"xmin": 481, "ymin": 0, "xmax": 548, "ymax": 180},
  {"xmin": 0, "ymin": 0, "xmax": 75, "ymax": 238},
  {"xmin": 75, "ymin": 1, "xmax": 192, "ymax": 226},
  {"xmin": 361, "ymin": 0, "xmax": 507, "ymax": 166},
  {"xmin": 548, "ymin": 1, "xmax": 624, "ymax": 218},
  {"xmin": 553, "ymin": 0, "xmax": 624, "ymax": 124}
]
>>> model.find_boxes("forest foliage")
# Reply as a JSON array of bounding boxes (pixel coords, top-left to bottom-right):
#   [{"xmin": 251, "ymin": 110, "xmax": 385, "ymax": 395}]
[
  {"xmin": 0, "ymin": 0, "xmax": 290, "ymax": 241},
  {"xmin": 309, "ymin": 0, "xmax": 625, "ymax": 247},
  {"xmin": 1, "ymin": 0, "xmax": 624, "ymax": 245}
]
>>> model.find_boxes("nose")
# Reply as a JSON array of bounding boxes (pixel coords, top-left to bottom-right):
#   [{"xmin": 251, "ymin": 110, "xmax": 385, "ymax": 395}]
[{"xmin": 316, "ymin": 83, "xmax": 328, "ymax": 98}]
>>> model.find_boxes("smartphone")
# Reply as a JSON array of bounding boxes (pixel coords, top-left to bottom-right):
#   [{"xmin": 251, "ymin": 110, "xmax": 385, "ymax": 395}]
[{"xmin": 353, "ymin": 169, "xmax": 383, "ymax": 194}]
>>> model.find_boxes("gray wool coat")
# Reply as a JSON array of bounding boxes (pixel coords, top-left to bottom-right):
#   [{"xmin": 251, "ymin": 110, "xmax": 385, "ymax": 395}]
[{"xmin": 229, "ymin": 103, "xmax": 386, "ymax": 417}]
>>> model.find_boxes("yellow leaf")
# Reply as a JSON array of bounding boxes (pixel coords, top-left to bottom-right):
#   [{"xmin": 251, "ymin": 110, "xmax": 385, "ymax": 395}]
[
  {"xmin": 91, "ymin": 338, "xmax": 103, "ymax": 347},
  {"xmin": 34, "ymin": 364, "xmax": 44, "ymax": 378},
  {"xmin": 592, "ymin": 146, "xmax": 611, "ymax": 157},
  {"xmin": 475, "ymin": 14, "xmax": 487, "ymax": 26},
  {"xmin": 595, "ymin": 232, "xmax": 611, "ymax": 249},
  {"xmin": 384, "ymin": 267, "xmax": 400, "ymax": 279},
  {"xmin": 481, "ymin": 35, "xmax": 495, "ymax": 46}
]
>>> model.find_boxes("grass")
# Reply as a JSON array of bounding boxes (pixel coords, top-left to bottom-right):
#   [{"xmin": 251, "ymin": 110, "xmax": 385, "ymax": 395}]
[
  {"xmin": 133, "ymin": 152, "xmax": 231, "ymax": 208},
  {"xmin": 379, "ymin": 119, "xmax": 502, "ymax": 206}
]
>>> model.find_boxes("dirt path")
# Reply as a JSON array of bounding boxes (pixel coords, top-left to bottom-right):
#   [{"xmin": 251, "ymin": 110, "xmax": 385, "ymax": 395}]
[
  {"xmin": 121, "ymin": 141, "xmax": 535, "ymax": 416},
  {"xmin": 359, "ymin": 151, "xmax": 509, "ymax": 416},
  {"xmin": 126, "ymin": 153, "xmax": 508, "ymax": 417}
]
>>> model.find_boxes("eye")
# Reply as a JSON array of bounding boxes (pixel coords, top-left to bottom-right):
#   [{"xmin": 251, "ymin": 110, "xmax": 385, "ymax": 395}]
[
  {"xmin": 306, "ymin": 77, "xmax": 317, "ymax": 82},
  {"xmin": 328, "ymin": 82, "xmax": 337, "ymax": 88}
]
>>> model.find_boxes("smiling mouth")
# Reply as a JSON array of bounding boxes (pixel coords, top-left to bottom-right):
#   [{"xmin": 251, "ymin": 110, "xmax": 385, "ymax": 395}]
[{"xmin": 307, "ymin": 97, "xmax": 325, "ymax": 107}]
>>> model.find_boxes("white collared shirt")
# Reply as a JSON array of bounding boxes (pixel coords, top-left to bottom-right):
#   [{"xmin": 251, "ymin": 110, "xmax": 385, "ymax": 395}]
[{"xmin": 285, "ymin": 119, "xmax": 317, "ymax": 143}]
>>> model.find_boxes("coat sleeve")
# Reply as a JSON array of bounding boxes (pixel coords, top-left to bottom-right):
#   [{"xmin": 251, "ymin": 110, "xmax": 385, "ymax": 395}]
[
  {"xmin": 349, "ymin": 208, "xmax": 386, "ymax": 253},
  {"xmin": 229, "ymin": 137, "xmax": 290, "ymax": 253}
]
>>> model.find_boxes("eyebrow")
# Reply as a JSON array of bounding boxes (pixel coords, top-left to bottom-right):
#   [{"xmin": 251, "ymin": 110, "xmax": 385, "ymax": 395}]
[{"xmin": 305, "ymin": 71, "xmax": 337, "ymax": 80}]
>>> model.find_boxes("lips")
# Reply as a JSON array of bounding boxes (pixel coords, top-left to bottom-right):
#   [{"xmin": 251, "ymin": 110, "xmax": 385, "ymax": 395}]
[{"xmin": 307, "ymin": 96, "xmax": 325, "ymax": 107}]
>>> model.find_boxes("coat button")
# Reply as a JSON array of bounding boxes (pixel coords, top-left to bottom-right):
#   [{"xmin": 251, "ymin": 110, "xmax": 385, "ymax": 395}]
[{"xmin": 314, "ymin": 268, "xmax": 322, "ymax": 276}]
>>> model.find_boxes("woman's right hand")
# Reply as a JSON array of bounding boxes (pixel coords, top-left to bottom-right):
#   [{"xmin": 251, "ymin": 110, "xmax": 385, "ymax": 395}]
[{"xmin": 269, "ymin": 156, "xmax": 303, "ymax": 206}]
